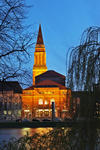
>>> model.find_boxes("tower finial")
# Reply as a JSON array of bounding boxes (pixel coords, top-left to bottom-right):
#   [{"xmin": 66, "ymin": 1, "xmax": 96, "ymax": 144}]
[{"xmin": 36, "ymin": 24, "xmax": 44, "ymax": 45}]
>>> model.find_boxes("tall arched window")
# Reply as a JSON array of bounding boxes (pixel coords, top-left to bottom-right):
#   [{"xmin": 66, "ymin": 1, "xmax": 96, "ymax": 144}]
[
  {"xmin": 45, "ymin": 100, "xmax": 48, "ymax": 105},
  {"xmin": 50, "ymin": 98, "xmax": 55, "ymax": 104},
  {"xmin": 39, "ymin": 99, "xmax": 43, "ymax": 105}
]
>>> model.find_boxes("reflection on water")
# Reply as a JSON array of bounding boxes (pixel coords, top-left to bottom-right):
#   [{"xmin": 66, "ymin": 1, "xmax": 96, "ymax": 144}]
[
  {"xmin": 35, "ymin": 127, "xmax": 52, "ymax": 135},
  {"xmin": 0, "ymin": 125, "xmax": 100, "ymax": 150},
  {"xmin": 0, "ymin": 128, "xmax": 53, "ymax": 143},
  {"xmin": 21, "ymin": 127, "xmax": 52, "ymax": 136}
]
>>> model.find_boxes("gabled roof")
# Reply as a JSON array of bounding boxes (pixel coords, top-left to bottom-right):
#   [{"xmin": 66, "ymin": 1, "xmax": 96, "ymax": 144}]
[
  {"xmin": 36, "ymin": 70, "xmax": 65, "ymax": 79},
  {"xmin": 35, "ymin": 79, "xmax": 67, "ymax": 89},
  {"xmin": 0, "ymin": 81, "xmax": 22, "ymax": 93}
]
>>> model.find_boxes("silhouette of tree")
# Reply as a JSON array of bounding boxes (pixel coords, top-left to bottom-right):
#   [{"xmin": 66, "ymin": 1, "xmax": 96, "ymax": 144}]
[
  {"xmin": 0, "ymin": 0, "xmax": 33, "ymax": 86},
  {"xmin": 67, "ymin": 26, "xmax": 100, "ymax": 91}
]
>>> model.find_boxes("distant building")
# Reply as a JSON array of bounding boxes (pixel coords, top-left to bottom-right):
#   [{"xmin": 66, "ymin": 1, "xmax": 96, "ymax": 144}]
[
  {"xmin": 22, "ymin": 25, "xmax": 71, "ymax": 120},
  {"xmin": 93, "ymin": 83, "xmax": 100, "ymax": 100},
  {"xmin": 93, "ymin": 83, "xmax": 100, "ymax": 118},
  {"xmin": 0, "ymin": 81, "xmax": 22, "ymax": 120},
  {"xmin": 71, "ymin": 85, "xmax": 100, "ymax": 120}
]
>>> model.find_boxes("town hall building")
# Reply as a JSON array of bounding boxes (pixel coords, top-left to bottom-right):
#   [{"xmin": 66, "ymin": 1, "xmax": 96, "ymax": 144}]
[{"xmin": 22, "ymin": 25, "xmax": 71, "ymax": 120}]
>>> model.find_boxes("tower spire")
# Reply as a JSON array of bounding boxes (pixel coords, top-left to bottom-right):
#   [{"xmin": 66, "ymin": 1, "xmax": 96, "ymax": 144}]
[
  {"xmin": 33, "ymin": 24, "xmax": 47, "ymax": 85},
  {"xmin": 36, "ymin": 24, "xmax": 44, "ymax": 45}
]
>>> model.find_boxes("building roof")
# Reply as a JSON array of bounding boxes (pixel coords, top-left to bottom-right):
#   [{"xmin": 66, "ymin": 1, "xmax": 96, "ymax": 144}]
[
  {"xmin": 36, "ymin": 70, "xmax": 65, "ymax": 79},
  {"xmin": 24, "ymin": 85, "xmax": 34, "ymax": 90},
  {"xmin": 35, "ymin": 79, "xmax": 67, "ymax": 89},
  {"xmin": 24, "ymin": 79, "xmax": 67, "ymax": 90},
  {"xmin": 0, "ymin": 81, "xmax": 22, "ymax": 93},
  {"xmin": 36, "ymin": 24, "xmax": 44, "ymax": 45}
]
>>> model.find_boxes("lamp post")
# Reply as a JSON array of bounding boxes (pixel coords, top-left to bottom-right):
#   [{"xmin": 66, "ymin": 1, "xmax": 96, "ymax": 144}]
[{"xmin": 51, "ymin": 101, "xmax": 55, "ymax": 121}]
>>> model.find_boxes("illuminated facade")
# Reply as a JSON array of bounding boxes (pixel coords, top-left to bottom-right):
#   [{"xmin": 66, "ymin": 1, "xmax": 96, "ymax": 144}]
[
  {"xmin": 22, "ymin": 25, "xmax": 71, "ymax": 119},
  {"xmin": 0, "ymin": 81, "xmax": 22, "ymax": 120}
]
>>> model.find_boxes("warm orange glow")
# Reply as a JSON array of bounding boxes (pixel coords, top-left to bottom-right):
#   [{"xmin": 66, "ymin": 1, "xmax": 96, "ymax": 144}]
[
  {"xmin": 33, "ymin": 45, "xmax": 47, "ymax": 85},
  {"xmin": 24, "ymin": 110, "xmax": 30, "ymax": 112},
  {"xmin": 22, "ymin": 25, "xmax": 71, "ymax": 120},
  {"xmin": 39, "ymin": 99, "xmax": 43, "ymax": 105},
  {"xmin": 50, "ymin": 98, "xmax": 55, "ymax": 104},
  {"xmin": 22, "ymin": 87, "xmax": 71, "ymax": 119},
  {"xmin": 45, "ymin": 100, "xmax": 48, "ymax": 105}
]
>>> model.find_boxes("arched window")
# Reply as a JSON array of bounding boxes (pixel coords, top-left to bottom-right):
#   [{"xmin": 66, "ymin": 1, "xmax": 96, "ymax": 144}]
[
  {"xmin": 39, "ymin": 99, "xmax": 43, "ymax": 105},
  {"xmin": 45, "ymin": 100, "xmax": 48, "ymax": 105},
  {"xmin": 50, "ymin": 98, "xmax": 55, "ymax": 104}
]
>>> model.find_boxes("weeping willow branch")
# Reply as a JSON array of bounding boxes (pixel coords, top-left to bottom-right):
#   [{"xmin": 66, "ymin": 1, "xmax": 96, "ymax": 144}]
[{"xmin": 66, "ymin": 26, "xmax": 100, "ymax": 91}]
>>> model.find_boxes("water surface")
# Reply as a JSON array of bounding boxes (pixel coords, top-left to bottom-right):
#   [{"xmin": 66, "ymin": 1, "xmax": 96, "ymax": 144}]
[{"xmin": 0, "ymin": 128, "xmax": 52, "ymax": 143}]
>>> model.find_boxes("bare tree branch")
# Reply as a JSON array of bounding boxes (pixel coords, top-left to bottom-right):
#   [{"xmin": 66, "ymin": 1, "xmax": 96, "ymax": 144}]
[{"xmin": 0, "ymin": 0, "xmax": 34, "ymax": 87}]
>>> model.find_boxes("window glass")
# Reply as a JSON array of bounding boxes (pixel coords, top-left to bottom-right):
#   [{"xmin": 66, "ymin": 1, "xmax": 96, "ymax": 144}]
[
  {"xmin": 8, "ymin": 111, "xmax": 11, "ymax": 115},
  {"xmin": 4, "ymin": 110, "xmax": 7, "ymax": 115},
  {"xmin": 50, "ymin": 98, "xmax": 55, "ymax": 104},
  {"xmin": 44, "ymin": 111, "xmax": 49, "ymax": 116},
  {"xmin": 45, "ymin": 100, "xmax": 48, "ymax": 105},
  {"xmin": 39, "ymin": 99, "xmax": 43, "ymax": 105}
]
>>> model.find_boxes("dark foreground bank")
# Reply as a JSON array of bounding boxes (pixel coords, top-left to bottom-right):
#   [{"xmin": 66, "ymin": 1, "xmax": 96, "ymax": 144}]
[
  {"xmin": 0, "ymin": 120, "xmax": 100, "ymax": 128},
  {"xmin": 0, "ymin": 125, "xmax": 100, "ymax": 150}
]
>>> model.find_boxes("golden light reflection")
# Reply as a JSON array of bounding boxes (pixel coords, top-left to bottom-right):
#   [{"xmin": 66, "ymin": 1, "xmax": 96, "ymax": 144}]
[
  {"xmin": 21, "ymin": 128, "xmax": 53, "ymax": 136},
  {"xmin": 21, "ymin": 128, "xmax": 32, "ymax": 136},
  {"xmin": 35, "ymin": 128, "xmax": 53, "ymax": 135}
]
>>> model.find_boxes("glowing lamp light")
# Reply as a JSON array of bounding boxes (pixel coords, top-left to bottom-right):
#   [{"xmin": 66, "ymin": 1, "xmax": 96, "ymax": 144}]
[
  {"xmin": 50, "ymin": 98, "xmax": 55, "ymax": 104},
  {"xmin": 24, "ymin": 110, "xmax": 30, "ymax": 112},
  {"xmin": 39, "ymin": 99, "xmax": 43, "ymax": 105},
  {"xmin": 45, "ymin": 100, "xmax": 48, "ymax": 105}
]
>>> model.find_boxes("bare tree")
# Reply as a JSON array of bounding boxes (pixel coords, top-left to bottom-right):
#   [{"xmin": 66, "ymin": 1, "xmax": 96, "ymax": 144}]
[
  {"xmin": 67, "ymin": 26, "xmax": 100, "ymax": 91},
  {"xmin": 0, "ymin": 0, "xmax": 34, "ymax": 86}
]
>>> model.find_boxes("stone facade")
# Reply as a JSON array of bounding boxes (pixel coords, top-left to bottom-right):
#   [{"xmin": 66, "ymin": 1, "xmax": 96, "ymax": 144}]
[
  {"xmin": 0, "ymin": 81, "xmax": 22, "ymax": 120},
  {"xmin": 22, "ymin": 25, "xmax": 71, "ymax": 120}
]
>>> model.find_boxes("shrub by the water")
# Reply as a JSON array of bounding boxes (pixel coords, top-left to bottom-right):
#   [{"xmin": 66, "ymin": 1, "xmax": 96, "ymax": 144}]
[{"xmin": 0, "ymin": 127, "xmax": 99, "ymax": 150}]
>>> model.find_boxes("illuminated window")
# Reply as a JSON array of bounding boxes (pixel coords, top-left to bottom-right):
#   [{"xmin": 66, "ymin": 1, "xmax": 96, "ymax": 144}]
[
  {"xmin": 45, "ymin": 100, "xmax": 48, "ymax": 105},
  {"xmin": 44, "ymin": 111, "xmax": 49, "ymax": 116},
  {"xmin": 39, "ymin": 99, "xmax": 43, "ymax": 105},
  {"xmin": 50, "ymin": 98, "xmax": 55, "ymax": 104},
  {"xmin": 36, "ymin": 111, "xmax": 39, "ymax": 117},
  {"xmin": 18, "ymin": 110, "xmax": 21, "ymax": 115},
  {"xmin": 24, "ymin": 110, "xmax": 30, "ymax": 112},
  {"xmin": 40, "ymin": 111, "xmax": 43, "ymax": 117},
  {"xmin": 4, "ymin": 110, "xmax": 7, "ymax": 115},
  {"xmin": 8, "ymin": 111, "xmax": 11, "ymax": 115}
]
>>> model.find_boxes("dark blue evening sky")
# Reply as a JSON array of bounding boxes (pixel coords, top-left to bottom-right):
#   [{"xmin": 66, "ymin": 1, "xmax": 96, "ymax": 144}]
[{"xmin": 26, "ymin": 0, "xmax": 100, "ymax": 77}]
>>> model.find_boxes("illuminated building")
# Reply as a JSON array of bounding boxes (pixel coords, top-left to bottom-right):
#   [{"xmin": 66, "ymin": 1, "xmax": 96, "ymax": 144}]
[
  {"xmin": 0, "ymin": 81, "xmax": 22, "ymax": 120},
  {"xmin": 22, "ymin": 25, "xmax": 71, "ymax": 119}
]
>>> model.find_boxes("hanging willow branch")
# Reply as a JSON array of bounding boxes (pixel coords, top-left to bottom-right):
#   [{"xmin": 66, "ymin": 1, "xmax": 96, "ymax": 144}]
[{"xmin": 66, "ymin": 26, "xmax": 100, "ymax": 91}]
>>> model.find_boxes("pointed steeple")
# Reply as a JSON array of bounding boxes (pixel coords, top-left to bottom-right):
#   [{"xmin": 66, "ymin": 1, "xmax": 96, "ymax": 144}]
[
  {"xmin": 33, "ymin": 24, "xmax": 47, "ymax": 85},
  {"xmin": 36, "ymin": 24, "xmax": 44, "ymax": 45}
]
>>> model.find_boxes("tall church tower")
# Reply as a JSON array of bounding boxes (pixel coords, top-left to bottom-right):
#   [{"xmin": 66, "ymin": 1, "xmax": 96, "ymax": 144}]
[{"xmin": 33, "ymin": 25, "xmax": 47, "ymax": 85}]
